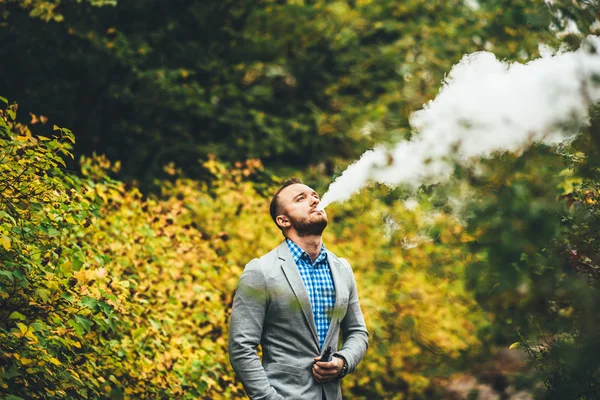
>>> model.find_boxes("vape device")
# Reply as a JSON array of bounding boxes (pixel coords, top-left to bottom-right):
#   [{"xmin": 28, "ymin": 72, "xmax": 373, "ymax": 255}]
[{"xmin": 319, "ymin": 346, "xmax": 332, "ymax": 362}]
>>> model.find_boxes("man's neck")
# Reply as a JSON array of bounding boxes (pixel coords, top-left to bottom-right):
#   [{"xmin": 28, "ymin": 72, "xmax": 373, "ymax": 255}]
[{"xmin": 287, "ymin": 234, "xmax": 323, "ymax": 263}]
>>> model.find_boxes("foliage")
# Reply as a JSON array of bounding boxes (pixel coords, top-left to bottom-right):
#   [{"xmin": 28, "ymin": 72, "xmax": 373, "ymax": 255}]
[
  {"xmin": 455, "ymin": 117, "xmax": 600, "ymax": 399},
  {"xmin": 0, "ymin": 0, "xmax": 557, "ymax": 186},
  {"xmin": 0, "ymin": 99, "xmax": 242, "ymax": 398},
  {"xmin": 3, "ymin": 1, "xmax": 600, "ymax": 398},
  {"xmin": 0, "ymin": 98, "xmax": 496, "ymax": 399},
  {"xmin": 1, "ymin": 0, "xmax": 117, "ymax": 23},
  {"xmin": 3, "ymin": 94, "xmax": 600, "ymax": 400},
  {"xmin": 320, "ymin": 187, "xmax": 490, "ymax": 399},
  {"xmin": 0, "ymin": 99, "xmax": 105, "ymax": 398}
]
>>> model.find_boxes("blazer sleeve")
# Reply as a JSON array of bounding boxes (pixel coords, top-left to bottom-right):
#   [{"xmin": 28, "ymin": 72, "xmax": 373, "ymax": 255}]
[
  {"xmin": 228, "ymin": 259, "xmax": 284, "ymax": 400},
  {"xmin": 334, "ymin": 258, "xmax": 369, "ymax": 375}
]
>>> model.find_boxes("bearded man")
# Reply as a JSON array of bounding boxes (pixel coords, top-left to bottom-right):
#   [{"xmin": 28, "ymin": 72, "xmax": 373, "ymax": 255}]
[{"xmin": 228, "ymin": 178, "xmax": 369, "ymax": 400}]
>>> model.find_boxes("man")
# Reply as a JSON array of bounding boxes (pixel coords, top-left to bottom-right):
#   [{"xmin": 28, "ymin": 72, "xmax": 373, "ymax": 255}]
[{"xmin": 228, "ymin": 178, "xmax": 369, "ymax": 400}]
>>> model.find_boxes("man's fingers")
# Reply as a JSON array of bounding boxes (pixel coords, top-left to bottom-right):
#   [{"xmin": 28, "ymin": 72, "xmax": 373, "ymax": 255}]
[
  {"xmin": 314, "ymin": 367, "xmax": 336, "ymax": 377},
  {"xmin": 312, "ymin": 356, "xmax": 342, "ymax": 383},
  {"xmin": 313, "ymin": 363, "xmax": 339, "ymax": 377},
  {"xmin": 314, "ymin": 360, "xmax": 338, "ymax": 370},
  {"xmin": 312, "ymin": 368, "xmax": 325, "ymax": 381},
  {"xmin": 312, "ymin": 368, "xmax": 333, "ymax": 383}
]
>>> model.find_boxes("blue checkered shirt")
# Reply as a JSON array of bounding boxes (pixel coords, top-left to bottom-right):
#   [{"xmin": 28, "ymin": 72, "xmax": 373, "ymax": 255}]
[{"xmin": 286, "ymin": 239, "xmax": 336, "ymax": 349}]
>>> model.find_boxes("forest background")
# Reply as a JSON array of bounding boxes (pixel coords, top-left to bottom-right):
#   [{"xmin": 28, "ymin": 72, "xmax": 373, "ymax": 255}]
[{"xmin": 1, "ymin": 0, "xmax": 600, "ymax": 399}]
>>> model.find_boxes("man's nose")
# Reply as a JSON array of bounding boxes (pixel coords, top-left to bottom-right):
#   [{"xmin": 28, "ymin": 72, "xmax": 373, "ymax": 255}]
[{"xmin": 310, "ymin": 196, "xmax": 320, "ymax": 207}]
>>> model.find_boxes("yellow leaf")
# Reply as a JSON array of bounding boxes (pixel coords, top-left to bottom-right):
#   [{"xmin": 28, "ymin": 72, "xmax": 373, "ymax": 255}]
[
  {"xmin": 17, "ymin": 323, "xmax": 28, "ymax": 335},
  {"xmin": 48, "ymin": 357, "xmax": 61, "ymax": 366},
  {"xmin": 1, "ymin": 235, "xmax": 10, "ymax": 251},
  {"xmin": 72, "ymin": 341, "xmax": 81, "ymax": 349},
  {"xmin": 20, "ymin": 357, "xmax": 33, "ymax": 365},
  {"xmin": 37, "ymin": 135, "xmax": 51, "ymax": 141},
  {"xmin": 509, "ymin": 342, "xmax": 521, "ymax": 350},
  {"xmin": 53, "ymin": 125, "xmax": 60, "ymax": 131}
]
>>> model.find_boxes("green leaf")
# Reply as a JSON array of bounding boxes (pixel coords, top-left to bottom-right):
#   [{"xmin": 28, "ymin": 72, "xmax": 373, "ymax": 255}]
[
  {"xmin": 35, "ymin": 288, "xmax": 51, "ymax": 303},
  {"xmin": 61, "ymin": 291, "xmax": 74, "ymax": 302},
  {"xmin": 104, "ymin": 316, "xmax": 116, "ymax": 333},
  {"xmin": 74, "ymin": 314, "xmax": 92, "ymax": 333},
  {"xmin": 0, "ymin": 96, "xmax": 8, "ymax": 105},
  {"xmin": 80, "ymin": 296, "xmax": 98, "ymax": 312},
  {"xmin": 68, "ymin": 318, "xmax": 84, "ymax": 336},
  {"xmin": 0, "ymin": 270, "xmax": 14, "ymax": 282},
  {"xmin": 97, "ymin": 300, "xmax": 112, "ymax": 316},
  {"xmin": 30, "ymin": 322, "xmax": 45, "ymax": 332},
  {"xmin": 9, "ymin": 311, "xmax": 27, "ymax": 320},
  {"xmin": 30, "ymin": 203, "xmax": 43, "ymax": 211},
  {"xmin": 6, "ymin": 395, "xmax": 25, "ymax": 400},
  {"xmin": 133, "ymin": 327, "xmax": 146, "ymax": 340},
  {"xmin": 0, "ymin": 210, "xmax": 17, "ymax": 225},
  {"xmin": 72, "ymin": 256, "xmax": 84, "ymax": 270},
  {"xmin": 4, "ymin": 365, "xmax": 21, "ymax": 379},
  {"xmin": 12, "ymin": 269, "xmax": 25, "ymax": 280}
]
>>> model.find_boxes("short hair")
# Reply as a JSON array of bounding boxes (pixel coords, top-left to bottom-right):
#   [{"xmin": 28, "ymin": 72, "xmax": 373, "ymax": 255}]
[{"xmin": 270, "ymin": 177, "xmax": 303, "ymax": 230}]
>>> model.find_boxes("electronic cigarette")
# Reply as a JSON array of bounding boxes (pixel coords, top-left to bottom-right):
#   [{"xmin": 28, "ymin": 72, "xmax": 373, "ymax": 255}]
[{"xmin": 319, "ymin": 346, "xmax": 332, "ymax": 362}]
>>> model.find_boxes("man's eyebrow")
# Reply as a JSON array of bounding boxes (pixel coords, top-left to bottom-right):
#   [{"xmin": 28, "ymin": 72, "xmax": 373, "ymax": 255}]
[{"xmin": 292, "ymin": 190, "xmax": 318, "ymax": 199}]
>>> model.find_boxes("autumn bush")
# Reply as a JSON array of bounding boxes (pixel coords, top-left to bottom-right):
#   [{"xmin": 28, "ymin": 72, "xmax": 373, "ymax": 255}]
[
  {"xmin": 16, "ymin": 96, "xmax": 600, "ymax": 400},
  {"xmin": 1, "ymin": 98, "xmax": 495, "ymax": 399},
  {"xmin": 0, "ymin": 99, "xmax": 245, "ymax": 399},
  {"xmin": 13, "ymin": 95, "xmax": 599, "ymax": 400}
]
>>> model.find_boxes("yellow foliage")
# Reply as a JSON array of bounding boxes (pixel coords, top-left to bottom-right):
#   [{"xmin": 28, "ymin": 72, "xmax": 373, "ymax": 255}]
[{"xmin": 1, "ymin": 101, "xmax": 487, "ymax": 399}]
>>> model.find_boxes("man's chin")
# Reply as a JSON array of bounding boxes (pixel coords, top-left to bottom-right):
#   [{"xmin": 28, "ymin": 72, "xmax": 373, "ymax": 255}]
[{"xmin": 294, "ymin": 220, "xmax": 328, "ymax": 237}]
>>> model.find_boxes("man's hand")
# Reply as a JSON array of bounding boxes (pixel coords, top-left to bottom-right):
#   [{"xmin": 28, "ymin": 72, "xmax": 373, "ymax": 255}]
[{"xmin": 312, "ymin": 356, "xmax": 343, "ymax": 383}]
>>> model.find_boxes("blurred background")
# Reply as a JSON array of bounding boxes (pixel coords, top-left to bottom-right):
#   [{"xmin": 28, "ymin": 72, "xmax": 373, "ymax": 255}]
[{"xmin": 1, "ymin": 0, "xmax": 600, "ymax": 399}]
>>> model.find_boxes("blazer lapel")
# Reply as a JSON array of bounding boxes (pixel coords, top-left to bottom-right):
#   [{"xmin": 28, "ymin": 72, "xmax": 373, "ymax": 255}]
[{"xmin": 277, "ymin": 241, "xmax": 320, "ymax": 347}]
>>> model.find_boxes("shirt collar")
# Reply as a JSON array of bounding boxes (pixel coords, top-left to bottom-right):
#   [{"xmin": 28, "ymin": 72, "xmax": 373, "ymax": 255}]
[{"xmin": 286, "ymin": 238, "xmax": 328, "ymax": 266}]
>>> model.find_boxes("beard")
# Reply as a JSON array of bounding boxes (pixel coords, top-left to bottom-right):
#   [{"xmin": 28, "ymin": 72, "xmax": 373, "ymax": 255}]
[{"xmin": 289, "ymin": 212, "xmax": 328, "ymax": 237}]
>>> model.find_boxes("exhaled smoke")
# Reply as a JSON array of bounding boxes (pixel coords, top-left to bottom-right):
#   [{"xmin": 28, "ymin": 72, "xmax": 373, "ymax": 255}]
[{"xmin": 317, "ymin": 35, "xmax": 600, "ymax": 210}]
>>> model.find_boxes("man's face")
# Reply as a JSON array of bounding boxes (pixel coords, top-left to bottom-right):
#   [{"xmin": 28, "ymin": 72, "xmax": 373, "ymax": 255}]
[{"xmin": 276, "ymin": 184, "xmax": 328, "ymax": 236}]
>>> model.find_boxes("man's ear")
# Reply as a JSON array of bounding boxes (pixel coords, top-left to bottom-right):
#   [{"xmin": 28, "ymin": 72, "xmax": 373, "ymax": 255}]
[{"xmin": 276, "ymin": 215, "xmax": 290, "ymax": 228}]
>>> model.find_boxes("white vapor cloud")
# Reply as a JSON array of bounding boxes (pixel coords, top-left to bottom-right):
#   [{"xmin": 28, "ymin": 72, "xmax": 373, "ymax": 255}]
[{"xmin": 318, "ymin": 36, "xmax": 600, "ymax": 210}]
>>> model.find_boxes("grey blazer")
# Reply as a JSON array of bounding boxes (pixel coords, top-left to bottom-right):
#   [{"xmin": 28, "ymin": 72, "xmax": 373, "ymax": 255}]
[{"xmin": 228, "ymin": 241, "xmax": 369, "ymax": 400}]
